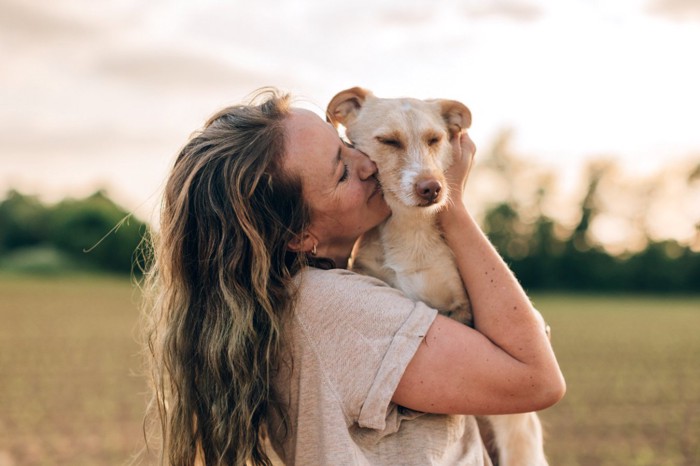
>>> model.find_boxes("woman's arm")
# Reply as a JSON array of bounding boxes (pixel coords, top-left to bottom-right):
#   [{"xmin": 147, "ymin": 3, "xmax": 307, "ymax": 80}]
[{"xmin": 392, "ymin": 132, "xmax": 565, "ymax": 415}]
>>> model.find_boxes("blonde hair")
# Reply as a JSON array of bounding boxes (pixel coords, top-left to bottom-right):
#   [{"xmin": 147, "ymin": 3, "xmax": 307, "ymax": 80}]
[{"xmin": 143, "ymin": 89, "xmax": 309, "ymax": 465}]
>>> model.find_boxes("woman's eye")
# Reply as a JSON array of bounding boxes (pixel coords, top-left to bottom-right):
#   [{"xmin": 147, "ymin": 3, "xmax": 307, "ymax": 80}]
[{"xmin": 339, "ymin": 163, "xmax": 349, "ymax": 182}]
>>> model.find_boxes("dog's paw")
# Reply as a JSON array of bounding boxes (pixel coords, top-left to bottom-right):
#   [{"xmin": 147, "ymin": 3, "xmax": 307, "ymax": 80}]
[{"xmin": 442, "ymin": 300, "xmax": 473, "ymax": 327}]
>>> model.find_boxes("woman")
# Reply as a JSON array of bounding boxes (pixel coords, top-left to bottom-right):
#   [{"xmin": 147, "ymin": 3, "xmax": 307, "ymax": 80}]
[{"xmin": 143, "ymin": 89, "xmax": 565, "ymax": 465}]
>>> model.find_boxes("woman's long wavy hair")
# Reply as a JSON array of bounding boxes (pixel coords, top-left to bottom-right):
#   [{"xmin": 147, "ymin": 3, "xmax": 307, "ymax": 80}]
[{"xmin": 142, "ymin": 89, "xmax": 310, "ymax": 465}]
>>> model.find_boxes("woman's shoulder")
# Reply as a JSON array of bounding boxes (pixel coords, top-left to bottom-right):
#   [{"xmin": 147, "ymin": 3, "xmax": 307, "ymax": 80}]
[
  {"xmin": 292, "ymin": 266, "xmax": 435, "ymax": 329},
  {"xmin": 298, "ymin": 265, "xmax": 375, "ymax": 280},
  {"xmin": 294, "ymin": 266, "xmax": 399, "ymax": 302}
]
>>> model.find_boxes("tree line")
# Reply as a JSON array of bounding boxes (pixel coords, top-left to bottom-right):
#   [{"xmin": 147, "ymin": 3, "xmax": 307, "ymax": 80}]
[
  {"xmin": 482, "ymin": 200, "xmax": 700, "ymax": 292},
  {"xmin": 0, "ymin": 189, "xmax": 148, "ymax": 275},
  {"xmin": 472, "ymin": 131, "xmax": 700, "ymax": 293},
  {"xmin": 1, "ymin": 137, "xmax": 699, "ymax": 292}
]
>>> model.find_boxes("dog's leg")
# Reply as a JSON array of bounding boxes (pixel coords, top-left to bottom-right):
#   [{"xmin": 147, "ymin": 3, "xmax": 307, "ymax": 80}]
[
  {"xmin": 487, "ymin": 413, "xmax": 548, "ymax": 466},
  {"xmin": 475, "ymin": 416, "xmax": 500, "ymax": 465}
]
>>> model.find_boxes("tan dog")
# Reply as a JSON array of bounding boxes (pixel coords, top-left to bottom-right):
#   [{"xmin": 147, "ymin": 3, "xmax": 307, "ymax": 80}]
[{"xmin": 327, "ymin": 87, "xmax": 548, "ymax": 466}]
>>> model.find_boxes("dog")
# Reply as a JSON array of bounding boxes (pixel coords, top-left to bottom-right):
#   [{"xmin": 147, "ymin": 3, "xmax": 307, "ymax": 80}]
[{"xmin": 327, "ymin": 87, "xmax": 548, "ymax": 466}]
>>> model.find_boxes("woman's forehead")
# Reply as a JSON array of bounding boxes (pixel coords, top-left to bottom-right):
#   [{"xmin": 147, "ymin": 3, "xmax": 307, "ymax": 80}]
[
  {"xmin": 286, "ymin": 108, "xmax": 330, "ymax": 133},
  {"xmin": 285, "ymin": 109, "xmax": 337, "ymax": 154},
  {"xmin": 282, "ymin": 108, "xmax": 339, "ymax": 178}
]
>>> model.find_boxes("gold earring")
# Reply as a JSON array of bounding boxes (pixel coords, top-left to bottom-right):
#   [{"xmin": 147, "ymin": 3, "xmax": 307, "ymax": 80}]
[{"xmin": 311, "ymin": 244, "xmax": 317, "ymax": 256}]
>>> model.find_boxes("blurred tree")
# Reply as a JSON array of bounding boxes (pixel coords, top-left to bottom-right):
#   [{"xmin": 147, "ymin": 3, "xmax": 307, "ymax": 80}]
[
  {"xmin": 0, "ymin": 190, "xmax": 148, "ymax": 275},
  {"xmin": 688, "ymin": 162, "xmax": 700, "ymax": 183},
  {"xmin": 568, "ymin": 161, "xmax": 611, "ymax": 253},
  {"xmin": 475, "ymin": 130, "xmax": 700, "ymax": 292},
  {"xmin": 0, "ymin": 190, "xmax": 48, "ymax": 252},
  {"xmin": 483, "ymin": 202, "xmax": 521, "ymax": 257},
  {"xmin": 47, "ymin": 190, "xmax": 148, "ymax": 273},
  {"xmin": 624, "ymin": 240, "xmax": 700, "ymax": 292}
]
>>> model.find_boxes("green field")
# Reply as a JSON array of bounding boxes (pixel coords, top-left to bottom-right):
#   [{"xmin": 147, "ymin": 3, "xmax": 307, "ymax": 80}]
[
  {"xmin": 0, "ymin": 276, "xmax": 148, "ymax": 466},
  {"xmin": 532, "ymin": 293, "xmax": 700, "ymax": 466},
  {"xmin": 1, "ymin": 277, "xmax": 698, "ymax": 465}
]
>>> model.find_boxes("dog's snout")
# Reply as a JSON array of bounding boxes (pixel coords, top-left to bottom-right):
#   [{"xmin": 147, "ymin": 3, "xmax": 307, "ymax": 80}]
[{"xmin": 416, "ymin": 179, "xmax": 441, "ymax": 203}]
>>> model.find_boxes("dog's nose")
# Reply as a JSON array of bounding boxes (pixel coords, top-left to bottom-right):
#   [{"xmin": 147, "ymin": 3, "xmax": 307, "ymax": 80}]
[{"xmin": 416, "ymin": 179, "xmax": 441, "ymax": 202}]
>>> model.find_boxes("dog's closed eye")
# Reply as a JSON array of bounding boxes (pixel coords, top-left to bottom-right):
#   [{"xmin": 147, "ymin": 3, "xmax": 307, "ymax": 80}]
[
  {"xmin": 376, "ymin": 136, "xmax": 404, "ymax": 150},
  {"xmin": 426, "ymin": 133, "xmax": 442, "ymax": 147}
]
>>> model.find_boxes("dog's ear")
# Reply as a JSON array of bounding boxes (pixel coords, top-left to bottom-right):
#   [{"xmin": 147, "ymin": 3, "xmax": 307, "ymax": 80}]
[
  {"xmin": 326, "ymin": 87, "xmax": 373, "ymax": 128},
  {"xmin": 434, "ymin": 100, "xmax": 472, "ymax": 137}
]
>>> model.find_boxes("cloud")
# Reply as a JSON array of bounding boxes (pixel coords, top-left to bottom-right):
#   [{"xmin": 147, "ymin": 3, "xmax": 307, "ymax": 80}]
[
  {"xmin": 0, "ymin": 0, "xmax": 95, "ymax": 42},
  {"xmin": 94, "ymin": 46, "xmax": 272, "ymax": 94},
  {"xmin": 648, "ymin": 0, "xmax": 700, "ymax": 20},
  {"xmin": 0, "ymin": 0, "xmax": 272, "ymax": 94},
  {"xmin": 461, "ymin": 0, "xmax": 542, "ymax": 21}
]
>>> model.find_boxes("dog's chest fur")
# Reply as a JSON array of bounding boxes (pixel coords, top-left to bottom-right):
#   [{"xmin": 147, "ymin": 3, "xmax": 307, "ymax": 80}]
[{"xmin": 353, "ymin": 198, "xmax": 472, "ymax": 324}]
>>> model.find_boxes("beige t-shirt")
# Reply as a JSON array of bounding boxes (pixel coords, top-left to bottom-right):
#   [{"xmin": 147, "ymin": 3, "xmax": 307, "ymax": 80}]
[{"xmin": 267, "ymin": 267, "xmax": 491, "ymax": 465}]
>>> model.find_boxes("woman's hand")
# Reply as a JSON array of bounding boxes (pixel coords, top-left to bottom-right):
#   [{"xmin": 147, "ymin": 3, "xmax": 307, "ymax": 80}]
[
  {"xmin": 446, "ymin": 131, "xmax": 476, "ymax": 193},
  {"xmin": 439, "ymin": 131, "xmax": 476, "ymax": 226}
]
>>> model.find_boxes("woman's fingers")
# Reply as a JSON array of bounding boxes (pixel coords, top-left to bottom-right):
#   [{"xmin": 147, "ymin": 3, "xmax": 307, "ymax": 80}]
[
  {"xmin": 447, "ymin": 131, "xmax": 476, "ymax": 190},
  {"xmin": 460, "ymin": 132, "xmax": 476, "ymax": 179}
]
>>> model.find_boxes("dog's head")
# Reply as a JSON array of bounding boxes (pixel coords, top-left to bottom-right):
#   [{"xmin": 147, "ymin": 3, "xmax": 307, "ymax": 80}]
[{"xmin": 327, "ymin": 87, "xmax": 471, "ymax": 214}]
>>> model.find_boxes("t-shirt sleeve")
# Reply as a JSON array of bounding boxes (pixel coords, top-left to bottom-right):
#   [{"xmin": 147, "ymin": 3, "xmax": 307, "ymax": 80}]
[{"xmin": 294, "ymin": 268, "xmax": 438, "ymax": 431}]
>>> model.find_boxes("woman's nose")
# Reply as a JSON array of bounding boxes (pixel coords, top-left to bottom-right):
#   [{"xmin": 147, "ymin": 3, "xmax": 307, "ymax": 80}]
[{"xmin": 355, "ymin": 151, "xmax": 378, "ymax": 180}]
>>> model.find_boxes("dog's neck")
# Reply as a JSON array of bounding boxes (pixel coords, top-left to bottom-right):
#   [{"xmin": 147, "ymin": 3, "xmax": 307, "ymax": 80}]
[
  {"xmin": 382, "ymin": 197, "xmax": 442, "ymax": 235},
  {"xmin": 376, "ymin": 197, "xmax": 446, "ymax": 274}
]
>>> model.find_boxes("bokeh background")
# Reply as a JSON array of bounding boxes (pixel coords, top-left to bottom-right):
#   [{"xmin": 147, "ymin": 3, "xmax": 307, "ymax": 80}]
[{"xmin": 1, "ymin": 0, "xmax": 699, "ymax": 465}]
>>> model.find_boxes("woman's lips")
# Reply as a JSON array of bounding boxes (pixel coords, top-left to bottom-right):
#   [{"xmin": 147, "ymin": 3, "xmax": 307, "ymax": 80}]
[{"xmin": 369, "ymin": 177, "xmax": 383, "ymax": 199}]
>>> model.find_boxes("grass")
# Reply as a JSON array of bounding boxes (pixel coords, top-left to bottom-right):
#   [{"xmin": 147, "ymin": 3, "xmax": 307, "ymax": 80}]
[
  {"xmin": 533, "ymin": 293, "xmax": 700, "ymax": 466},
  {"xmin": 0, "ymin": 275, "xmax": 148, "ymax": 466},
  {"xmin": 0, "ymin": 277, "xmax": 698, "ymax": 465}
]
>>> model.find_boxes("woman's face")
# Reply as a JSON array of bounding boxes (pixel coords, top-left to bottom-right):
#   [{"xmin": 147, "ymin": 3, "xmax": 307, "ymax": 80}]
[{"xmin": 283, "ymin": 108, "xmax": 391, "ymax": 258}]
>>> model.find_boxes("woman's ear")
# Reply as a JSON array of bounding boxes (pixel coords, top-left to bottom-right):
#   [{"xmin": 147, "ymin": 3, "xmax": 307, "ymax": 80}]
[{"xmin": 287, "ymin": 231, "xmax": 317, "ymax": 254}]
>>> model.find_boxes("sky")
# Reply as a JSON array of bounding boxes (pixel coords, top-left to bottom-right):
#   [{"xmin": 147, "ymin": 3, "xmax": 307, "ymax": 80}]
[{"xmin": 2, "ymin": 0, "xmax": 700, "ymax": 230}]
